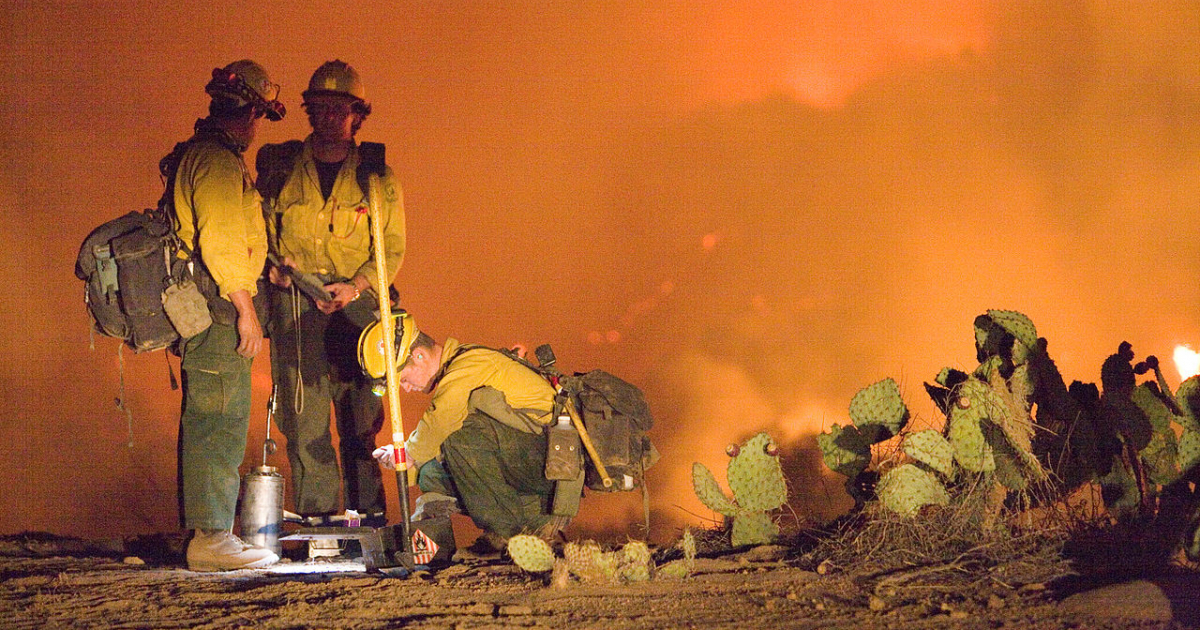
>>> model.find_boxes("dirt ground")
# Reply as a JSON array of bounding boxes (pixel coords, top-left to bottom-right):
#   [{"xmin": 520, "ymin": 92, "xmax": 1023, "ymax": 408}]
[{"xmin": 3, "ymin": 532, "xmax": 1198, "ymax": 630}]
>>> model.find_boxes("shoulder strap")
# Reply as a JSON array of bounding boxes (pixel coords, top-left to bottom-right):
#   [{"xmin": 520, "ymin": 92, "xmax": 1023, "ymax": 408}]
[
  {"xmin": 255, "ymin": 140, "xmax": 304, "ymax": 204},
  {"xmin": 356, "ymin": 141, "xmax": 386, "ymax": 196},
  {"xmin": 429, "ymin": 343, "xmax": 549, "ymax": 392}
]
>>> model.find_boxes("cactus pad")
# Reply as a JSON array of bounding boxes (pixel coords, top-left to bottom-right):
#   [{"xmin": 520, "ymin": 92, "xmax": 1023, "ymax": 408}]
[
  {"xmin": 876, "ymin": 463, "xmax": 950, "ymax": 517},
  {"xmin": 564, "ymin": 541, "xmax": 618, "ymax": 584},
  {"xmin": 1179, "ymin": 429, "xmax": 1200, "ymax": 474},
  {"xmin": 681, "ymin": 528, "xmax": 697, "ymax": 569},
  {"xmin": 849, "ymin": 378, "xmax": 910, "ymax": 442},
  {"xmin": 618, "ymin": 541, "xmax": 652, "ymax": 582},
  {"xmin": 508, "ymin": 534, "xmax": 555, "ymax": 573},
  {"xmin": 902, "ymin": 429, "xmax": 955, "ymax": 479},
  {"xmin": 692, "ymin": 462, "xmax": 737, "ymax": 516},
  {"xmin": 1140, "ymin": 427, "xmax": 1180, "ymax": 486},
  {"xmin": 726, "ymin": 432, "xmax": 787, "ymax": 512},
  {"xmin": 948, "ymin": 399, "xmax": 996, "ymax": 473},
  {"xmin": 656, "ymin": 559, "xmax": 691, "ymax": 580},
  {"xmin": 817, "ymin": 423, "xmax": 871, "ymax": 477},
  {"xmin": 986, "ymin": 309, "xmax": 1038, "ymax": 354},
  {"xmin": 1175, "ymin": 376, "xmax": 1200, "ymax": 433},
  {"xmin": 731, "ymin": 510, "xmax": 779, "ymax": 547}
]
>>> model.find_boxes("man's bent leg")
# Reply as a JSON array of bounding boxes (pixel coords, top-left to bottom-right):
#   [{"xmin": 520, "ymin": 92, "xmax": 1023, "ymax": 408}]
[{"xmin": 439, "ymin": 414, "xmax": 554, "ymax": 539}]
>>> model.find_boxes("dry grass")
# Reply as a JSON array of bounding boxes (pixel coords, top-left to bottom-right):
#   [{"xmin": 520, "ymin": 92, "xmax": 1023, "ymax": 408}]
[{"xmin": 800, "ymin": 477, "xmax": 1075, "ymax": 600}]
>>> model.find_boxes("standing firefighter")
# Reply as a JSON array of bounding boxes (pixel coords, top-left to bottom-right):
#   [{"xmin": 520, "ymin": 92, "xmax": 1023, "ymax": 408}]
[
  {"xmin": 257, "ymin": 60, "xmax": 406, "ymax": 541},
  {"xmin": 368, "ymin": 313, "xmax": 573, "ymax": 550},
  {"xmin": 176, "ymin": 59, "xmax": 286, "ymax": 571}
]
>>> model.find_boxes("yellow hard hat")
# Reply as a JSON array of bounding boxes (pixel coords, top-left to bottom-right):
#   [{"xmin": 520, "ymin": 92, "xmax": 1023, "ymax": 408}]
[
  {"xmin": 357, "ymin": 310, "xmax": 419, "ymax": 380},
  {"xmin": 303, "ymin": 60, "xmax": 368, "ymax": 104},
  {"xmin": 205, "ymin": 59, "xmax": 286, "ymax": 121}
]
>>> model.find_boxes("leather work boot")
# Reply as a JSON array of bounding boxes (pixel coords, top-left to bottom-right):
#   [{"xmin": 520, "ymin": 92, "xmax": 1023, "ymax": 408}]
[{"xmin": 186, "ymin": 530, "xmax": 279, "ymax": 572}]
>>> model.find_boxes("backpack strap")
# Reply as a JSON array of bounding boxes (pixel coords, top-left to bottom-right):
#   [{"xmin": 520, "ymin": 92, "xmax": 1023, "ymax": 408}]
[
  {"xmin": 255, "ymin": 140, "xmax": 305, "ymax": 256},
  {"xmin": 255, "ymin": 140, "xmax": 305, "ymax": 205},
  {"xmin": 356, "ymin": 141, "xmax": 386, "ymax": 196}
]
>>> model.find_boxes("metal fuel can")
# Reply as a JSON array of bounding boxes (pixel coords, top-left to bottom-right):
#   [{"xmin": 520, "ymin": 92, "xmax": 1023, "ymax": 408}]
[{"xmin": 239, "ymin": 465, "xmax": 284, "ymax": 555}]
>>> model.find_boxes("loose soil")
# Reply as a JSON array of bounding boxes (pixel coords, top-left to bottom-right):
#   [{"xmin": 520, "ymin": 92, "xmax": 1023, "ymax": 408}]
[{"xmin": 3, "ymin": 532, "xmax": 1198, "ymax": 629}]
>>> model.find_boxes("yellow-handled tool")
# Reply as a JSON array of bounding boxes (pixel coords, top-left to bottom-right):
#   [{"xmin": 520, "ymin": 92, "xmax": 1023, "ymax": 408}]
[{"xmin": 366, "ymin": 173, "xmax": 413, "ymax": 566}]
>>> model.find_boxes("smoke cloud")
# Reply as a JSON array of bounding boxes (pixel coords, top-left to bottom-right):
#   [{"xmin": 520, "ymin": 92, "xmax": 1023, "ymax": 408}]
[{"xmin": 1, "ymin": 1, "xmax": 1198, "ymax": 541}]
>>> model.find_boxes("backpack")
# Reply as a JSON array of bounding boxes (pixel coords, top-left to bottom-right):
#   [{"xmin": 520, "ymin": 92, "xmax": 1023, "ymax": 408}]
[
  {"xmin": 75, "ymin": 208, "xmax": 181, "ymax": 352},
  {"xmin": 75, "ymin": 137, "xmax": 224, "ymax": 353},
  {"xmin": 456, "ymin": 343, "xmax": 659, "ymax": 493},
  {"xmin": 558, "ymin": 368, "xmax": 659, "ymax": 492}
]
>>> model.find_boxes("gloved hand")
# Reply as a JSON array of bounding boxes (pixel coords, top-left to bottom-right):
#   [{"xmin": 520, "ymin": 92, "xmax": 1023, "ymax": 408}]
[
  {"xmin": 372, "ymin": 444, "xmax": 405, "ymax": 470},
  {"xmin": 373, "ymin": 444, "xmax": 420, "ymax": 486}
]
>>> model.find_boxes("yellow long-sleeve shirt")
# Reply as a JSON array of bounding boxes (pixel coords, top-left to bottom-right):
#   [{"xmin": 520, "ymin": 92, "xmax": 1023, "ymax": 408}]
[
  {"xmin": 264, "ymin": 137, "xmax": 405, "ymax": 290},
  {"xmin": 405, "ymin": 339, "xmax": 556, "ymax": 466},
  {"xmin": 172, "ymin": 133, "xmax": 267, "ymax": 298}
]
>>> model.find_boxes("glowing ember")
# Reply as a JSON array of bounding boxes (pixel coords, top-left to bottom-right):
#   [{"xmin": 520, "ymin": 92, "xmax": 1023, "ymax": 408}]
[{"xmin": 1173, "ymin": 345, "xmax": 1200, "ymax": 380}]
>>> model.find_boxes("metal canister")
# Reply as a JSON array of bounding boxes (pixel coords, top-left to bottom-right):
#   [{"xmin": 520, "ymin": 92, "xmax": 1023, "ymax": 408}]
[{"xmin": 239, "ymin": 465, "xmax": 284, "ymax": 555}]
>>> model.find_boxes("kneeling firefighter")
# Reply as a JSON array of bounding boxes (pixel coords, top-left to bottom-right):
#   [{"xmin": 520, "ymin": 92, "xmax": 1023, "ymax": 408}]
[{"xmin": 362, "ymin": 311, "xmax": 578, "ymax": 548}]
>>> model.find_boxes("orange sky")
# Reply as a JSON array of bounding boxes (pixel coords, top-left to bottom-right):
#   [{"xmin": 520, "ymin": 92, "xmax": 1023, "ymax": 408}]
[{"xmin": 1, "ymin": 1, "xmax": 1198, "ymax": 542}]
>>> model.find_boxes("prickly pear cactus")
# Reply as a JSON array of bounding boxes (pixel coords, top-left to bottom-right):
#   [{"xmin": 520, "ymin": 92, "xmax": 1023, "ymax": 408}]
[
  {"xmin": 816, "ymin": 423, "xmax": 871, "ymax": 478},
  {"xmin": 507, "ymin": 534, "xmax": 555, "ymax": 573},
  {"xmin": 902, "ymin": 429, "xmax": 955, "ymax": 479},
  {"xmin": 657, "ymin": 529, "xmax": 697, "ymax": 580},
  {"xmin": 849, "ymin": 378, "xmax": 910, "ymax": 442},
  {"xmin": 692, "ymin": 432, "xmax": 787, "ymax": 547},
  {"xmin": 1174, "ymin": 376, "xmax": 1200, "ymax": 434},
  {"xmin": 692, "ymin": 463, "xmax": 737, "ymax": 517},
  {"xmin": 1179, "ymin": 430, "xmax": 1200, "ymax": 473},
  {"xmin": 564, "ymin": 541, "xmax": 618, "ymax": 584},
  {"xmin": 618, "ymin": 541, "xmax": 652, "ymax": 582},
  {"xmin": 875, "ymin": 463, "xmax": 950, "ymax": 517},
  {"xmin": 987, "ymin": 309, "xmax": 1038, "ymax": 354}
]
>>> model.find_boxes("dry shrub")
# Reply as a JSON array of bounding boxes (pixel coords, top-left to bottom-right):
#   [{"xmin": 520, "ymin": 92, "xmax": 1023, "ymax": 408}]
[{"xmin": 803, "ymin": 475, "xmax": 1074, "ymax": 599}]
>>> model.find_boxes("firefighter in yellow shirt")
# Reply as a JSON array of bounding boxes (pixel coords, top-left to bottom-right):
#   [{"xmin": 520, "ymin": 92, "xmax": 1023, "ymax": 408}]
[
  {"xmin": 257, "ymin": 60, "xmax": 405, "ymax": 534},
  {"xmin": 173, "ymin": 59, "xmax": 285, "ymax": 571},
  {"xmin": 368, "ymin": 313, "xmax": 572, "ymax": 549}
]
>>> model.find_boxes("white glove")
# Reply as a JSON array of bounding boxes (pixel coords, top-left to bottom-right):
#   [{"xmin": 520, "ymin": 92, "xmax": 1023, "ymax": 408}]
[{"xmin": 372, "ymin": 444, "xmax": 405, "ymax": 470}]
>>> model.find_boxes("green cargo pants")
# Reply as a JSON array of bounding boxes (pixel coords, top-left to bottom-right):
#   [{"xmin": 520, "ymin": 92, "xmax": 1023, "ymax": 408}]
[
  {"xmin": 269, "ymin": 286, "xmax": 385, "ymax": 517},
  {"xmin": 179, "ymin": 322, "xmax": 253, "ymax": 531},
  {"xmin": 418, "ymin": 411, "xmax": 555, "ymax": 539}
]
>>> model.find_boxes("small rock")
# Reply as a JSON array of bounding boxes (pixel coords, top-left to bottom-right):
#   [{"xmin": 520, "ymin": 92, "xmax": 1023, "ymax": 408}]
[
  {"xmin": 1019, "ymin": 582, "xmax": 1046, "ymax": 592},
  {"xmin": 949, "ymin": 610, "xmax": 969, "ymax": 620},
  {"xmin": 814, "ymin": 601, "xmax": 826, "ymax": 611},
  {"xmin": 868, "ymin": 595, "xmax": 887, "ymax": 612},
  {"xmin": 122, "ymin": 556, "xmax": 145, "ymax": 565},
  {"xmin": 816, "ymin": 559, "xmax": 834, "ymax": 575},
  {"xmin": 987, "ymin": 594, "xmax": 1005, "ymax": 609}
]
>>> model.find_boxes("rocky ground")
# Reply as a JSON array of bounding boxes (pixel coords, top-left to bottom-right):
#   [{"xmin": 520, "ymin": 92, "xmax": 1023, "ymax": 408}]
[{"xmin": 2, "ymin": 532, "xmax": 1198, "ymax": 629}]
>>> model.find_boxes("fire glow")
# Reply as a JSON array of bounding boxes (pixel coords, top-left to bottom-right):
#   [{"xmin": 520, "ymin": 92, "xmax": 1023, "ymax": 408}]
[{"xmin": 1174, "ymin": 345, "xmax": 1200, "ymax": 381}]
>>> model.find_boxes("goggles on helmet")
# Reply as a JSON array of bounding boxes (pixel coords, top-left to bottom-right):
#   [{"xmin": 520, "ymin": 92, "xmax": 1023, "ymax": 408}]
[{"xmin": 206, "ymin": 67, "xmax": 287, "ymax": 121}]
